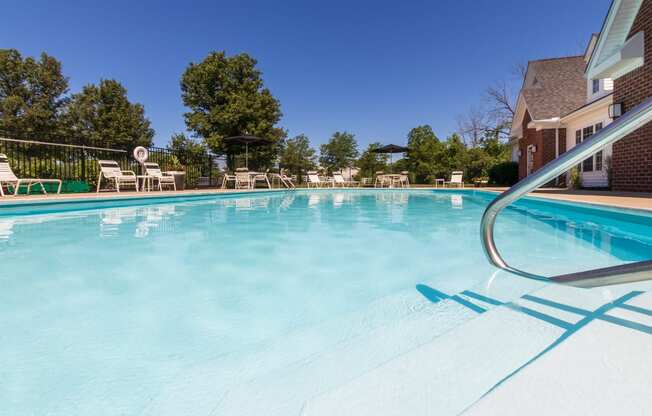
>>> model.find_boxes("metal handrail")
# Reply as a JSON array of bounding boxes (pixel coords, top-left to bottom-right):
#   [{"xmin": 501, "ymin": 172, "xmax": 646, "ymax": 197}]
[{"xmin": 481, "ymin": 96, "xmax": 652, "ymax": 288}]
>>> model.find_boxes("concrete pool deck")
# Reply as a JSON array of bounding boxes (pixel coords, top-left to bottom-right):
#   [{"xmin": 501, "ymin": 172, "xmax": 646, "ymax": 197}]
[{"xmin": 1, "ymin": 187, "xmax": 651, "ymax": 212}]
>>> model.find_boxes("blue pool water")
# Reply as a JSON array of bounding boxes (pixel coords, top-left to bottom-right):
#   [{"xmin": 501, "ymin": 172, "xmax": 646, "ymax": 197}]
[{"xmin": 1, "ymin": 189, "xmax": 651, "ymax": 415}]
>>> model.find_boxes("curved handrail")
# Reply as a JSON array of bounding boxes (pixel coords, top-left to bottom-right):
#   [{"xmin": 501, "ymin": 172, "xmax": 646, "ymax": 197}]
[{"xmin": 481, "ymin": 96, "xmax": 652, "ymax": 288}]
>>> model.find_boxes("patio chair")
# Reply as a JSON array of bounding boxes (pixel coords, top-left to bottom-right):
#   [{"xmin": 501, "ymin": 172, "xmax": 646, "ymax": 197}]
[
  {"xmin": 333, "ymin": 173, "xmax": 359, "ymax": 187},
  {"xmin": 96, "ymin": 160, "xmax": 138, "ymax": 193},
  {"xmin": 397, "ymin": 171, "xmax": 410, "ymax": 188},
  {"xmin": 222, "ymin": 172, "xmax": 237, "ymax": 189},
  {"xmin": 0, "ymin": 153, "xmax": 62, "ymax": 197},
  {"xmin": 235, "ymin": 169, "xmax": 252, "ymax": 189},
  {"xmin": 374, "ymin": 172, "xmax": 389, "ymax": 188},
  {"xmin": 144, "ymin": 162, "xmax": 176, "ymax": 191},
  {"xmin": 307, "ymin": 171, "xmax": 331, "ymax": 188},
  {"xmin": 445, "ymin": 171, "xmax": 464, "ymax": 188},
  {"xmin": 251, "ymin": 170, "xmax": 271, "ymax": 189}
]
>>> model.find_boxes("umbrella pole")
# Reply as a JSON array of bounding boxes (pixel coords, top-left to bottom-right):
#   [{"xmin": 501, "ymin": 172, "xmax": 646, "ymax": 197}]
[{"xmin": 246, "ymin": 143, "xmax": 249, "ymax": 169}]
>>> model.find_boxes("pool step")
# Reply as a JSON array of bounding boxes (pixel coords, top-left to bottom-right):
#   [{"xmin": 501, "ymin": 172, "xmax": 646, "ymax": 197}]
[
  {"xmin": 301, "ymin": 283, "xmax": 652, "ymax": 416},
  {"xmin": 139, "ymin": 287, "xmax": 453, "ymax": 414},
  {"xmin": 142, "ymin": 284, "xmax": 497, "ymax": 416},
  {"xmin": 198, "ymin": 278, "xmax": 543, "ymax": 415},
  {"xmin": 463, "ymin": 288, "xmax": 652, "ymax": 415}
]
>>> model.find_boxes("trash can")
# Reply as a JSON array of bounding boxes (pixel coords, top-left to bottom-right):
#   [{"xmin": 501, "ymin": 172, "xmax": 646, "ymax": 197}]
[{"xmin": 167, "ymin": 171, "xmax": 186, "ymax": 190}]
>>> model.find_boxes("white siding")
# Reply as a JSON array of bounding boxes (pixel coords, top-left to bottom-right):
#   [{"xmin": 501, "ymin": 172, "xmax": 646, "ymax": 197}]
[{"xmin": 563, "ymin": 101, "xmax": 613, "ymax": 188}]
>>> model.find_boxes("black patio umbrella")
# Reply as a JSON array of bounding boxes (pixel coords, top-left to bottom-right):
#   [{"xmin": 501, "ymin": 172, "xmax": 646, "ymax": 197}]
[
  {"xmin": 371, "ymin": 144, "xmax": 409, "ymax": 172},
  {"xmin": 222, "ymin": 135, "xmax": 272, "ymax": 169}
]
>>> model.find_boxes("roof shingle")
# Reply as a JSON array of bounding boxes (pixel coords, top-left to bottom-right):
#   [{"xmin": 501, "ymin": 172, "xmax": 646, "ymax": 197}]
[{"xmin": 522, "ymin": 56, "xmax": 587, "ymax": 120}]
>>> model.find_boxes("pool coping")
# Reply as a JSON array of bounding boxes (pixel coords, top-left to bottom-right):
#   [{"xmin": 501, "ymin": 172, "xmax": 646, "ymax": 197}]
[{"xmin": 0, "ymin": 187, "xmax": 650, "ymax": 217}]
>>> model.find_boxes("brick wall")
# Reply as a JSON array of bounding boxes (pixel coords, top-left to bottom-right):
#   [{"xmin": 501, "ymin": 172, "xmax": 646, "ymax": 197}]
[
  {"xmin": 612, "ymin": 0, "xmax": 652, "ymax": 191},
  {"xmin": 518, "ymin": 110, "xmax": 562, "ymax": 180}
]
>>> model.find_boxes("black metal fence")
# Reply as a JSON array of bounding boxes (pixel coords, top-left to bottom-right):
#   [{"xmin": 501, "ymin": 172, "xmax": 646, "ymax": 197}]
[{"xmin": 0, "ymin": 138, "xmax": 220, "ymax": 192}]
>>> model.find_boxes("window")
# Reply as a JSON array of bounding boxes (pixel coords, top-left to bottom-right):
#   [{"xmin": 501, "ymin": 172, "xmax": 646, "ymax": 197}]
[
  {"xmin": 592, "ymin": 79, "xmax": 600, "ymax": 94},
  {"xmin": 575, "ymin": 123, "xmax": 607, "ymax": 173},
  {"xmin": 595, "ymin": 151, "xmax": 603, "ymax": 171}
]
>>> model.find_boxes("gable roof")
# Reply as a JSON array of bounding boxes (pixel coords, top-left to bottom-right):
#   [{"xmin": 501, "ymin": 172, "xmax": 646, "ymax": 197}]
[
  {"xmin": 586, "ymin": 0, "xmax": 644, "ymax": 79},
  {"xmin": 520, "ymin": 56, "xmax": 588, "ymax": 120}
]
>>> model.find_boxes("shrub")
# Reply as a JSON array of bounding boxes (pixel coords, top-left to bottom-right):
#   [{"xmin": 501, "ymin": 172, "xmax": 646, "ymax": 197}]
[
  {"xmin": 488, "ymin": 161, "xmax": 519, "ymax": 186},
  {"xmin": 570, "ymin": 166, "xmax": 582, "ymax": 189}
]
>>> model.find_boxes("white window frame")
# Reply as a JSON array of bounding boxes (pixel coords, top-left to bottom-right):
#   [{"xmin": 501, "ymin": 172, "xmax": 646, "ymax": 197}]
[{"xmin": 575, "ymin": 122, "xmax": 606, "ymax": 173}]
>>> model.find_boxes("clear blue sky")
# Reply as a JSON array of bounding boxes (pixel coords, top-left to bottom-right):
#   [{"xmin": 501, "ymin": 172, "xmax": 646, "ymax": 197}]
[{"xmin": 3, "ymin": 0, "xmax": 611, "ymax": 148}]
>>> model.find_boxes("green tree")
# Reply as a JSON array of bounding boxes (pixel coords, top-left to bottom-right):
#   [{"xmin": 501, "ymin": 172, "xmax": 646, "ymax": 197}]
[
  {"xmin": 65, "ymin": 79, "xmax": 154, "ymax": 150},
  {"xmin": 0, "ymin": 49, "xmax": 69, "ymax": 140},
  {"xmin": 180, "ymin": 51, "xmax": 284, "ymax": 168},
  {"xmin": 356, "ymin": 142, "xmax": 389, "ymax": 179},
  {"xmin": 279, "ymin": 134, "xmax": 317, "ymax": 177},
  {"xmin": 319, "ymin": 131, "xmax": 359, "ymax": 173},
  {"xmin": 168, "ymin": 132, "xmax": 208, "ymax": 165},
  {"xmin": 444, "ymin": 133, "xmax": 468, "ymax": 171},
  {"xmin": 406, "ymin": 125, "xmax": 446, "ymax": 183}
]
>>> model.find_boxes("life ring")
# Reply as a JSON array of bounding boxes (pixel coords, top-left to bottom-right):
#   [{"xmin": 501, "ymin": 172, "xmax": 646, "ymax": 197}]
[{"xmin": 133, "ymin": 146, "xmax": 149, "ymax": 163}]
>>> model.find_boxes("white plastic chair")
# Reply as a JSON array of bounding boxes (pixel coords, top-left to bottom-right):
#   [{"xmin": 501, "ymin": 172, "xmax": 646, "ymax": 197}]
[
  {"xmin": 144, "ymin": 162, "xmax": 176, "ymax": 191},
  {"xmin": 96, "ymin": 160, "xmax": 138, "ymax": 193},
  {"xmin": 445, "ymin": 171, "xmax": 464, "ymax": 188},
  {"xmin": 0, "ymin": 154, "xmax": 62, "ymax": 196}
]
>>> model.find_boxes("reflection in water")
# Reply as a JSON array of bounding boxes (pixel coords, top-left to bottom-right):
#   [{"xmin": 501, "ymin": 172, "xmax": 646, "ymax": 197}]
[
  {"xmin": 308, "ymin": 194, "xmax": 320, "ymax": 207},
  {"xmin": 333, "ymin": 193, "xmax": 345, "ymax": 208},
  {"xmin": 450, "ymin": 195, "xmax": 463, "ymax": 209},
  {"xmin": 98, "ymin": 206, "xmax": 178, "ymax": 238},
  {"xmin": 279, "ymin": 194, "xmax": 296, "ymax": 211},
  {"xmin": 0, "ymin": 219, "xmax": 14, "ymax": 241}
]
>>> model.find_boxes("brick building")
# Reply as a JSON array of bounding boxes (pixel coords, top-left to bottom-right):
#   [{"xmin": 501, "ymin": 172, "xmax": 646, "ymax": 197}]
[{"xmin": 512, "ymin": 0, "xmax": 652, "ymax": 191}]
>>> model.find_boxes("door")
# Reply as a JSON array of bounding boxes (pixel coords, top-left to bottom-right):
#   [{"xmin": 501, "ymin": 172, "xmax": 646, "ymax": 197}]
[{"xmin": 526, "ymin": 145, "xmax": 535, "ymax": 176}]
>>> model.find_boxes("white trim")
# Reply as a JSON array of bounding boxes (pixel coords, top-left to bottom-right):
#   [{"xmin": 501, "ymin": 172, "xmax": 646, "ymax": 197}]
[
  {"xmin": 587, "ymin": 0, "xmax": 644, "ymax": 79},
  {"xmin": 561, "ymin": 94, "xmax": 613, "ymax": 123},
  {"xmin": 527, "ymin": 117, "xmax": 561, "ymax": 130},
  {"xmin": 590, "ymin": 31, "xmax": 645, "ymax": 79},
  {"xmin": 510, "ymin": 93, "xmax": 527, "ymax": 136}
]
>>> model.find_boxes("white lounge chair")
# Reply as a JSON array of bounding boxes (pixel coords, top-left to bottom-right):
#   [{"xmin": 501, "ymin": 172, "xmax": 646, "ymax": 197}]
[
  {"xmin": 333, "ymin": 173, "xmax": 359, "ymax": 187},
  {"xmin": 0, "ymin": 153, "xmax": 62, "ymax": 196},
  {"xmin": 251, "ymin": 170, "xmax": 271, "ymax": 189},
  {"xmin": 144, "ymin": 162, "xmax": 176, "ymax": 191},
  {"xmin": 307, "ymin": 171, "xmax": 331, "ymax": 188},
  {"xmin": 96, "ymin": 160, "xmax": 138, "ymax": 193},
  {"xmin": 445, "ymin": 171, "xmax": 464, "ymax": 188}
]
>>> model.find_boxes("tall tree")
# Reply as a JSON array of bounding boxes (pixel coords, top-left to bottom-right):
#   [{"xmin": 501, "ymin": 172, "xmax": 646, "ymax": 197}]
[
  {"xmin": 405, "ymin": 125, "xmax": 446, "ymax": 183},
  {"xmin": 356, "ymin": 142, "xmax": 389, "ymax": 179},
  {"xmin": 0, "ymin": 49, "xmax": 69, "ymax": 140},
  {"xmin": 279, "ymin": 134, "xmax": 317, "ymax": 176},
  {"xmin": 180, "ymin": 51, "xmax": 284, "ymax": 168},
  {"xmin": 65, "ymin": 79, "xmax": 154, "ymax": 150},
  {"xmin": 319, "ymin": 131, "xmax": 359, "ymax": 173}
]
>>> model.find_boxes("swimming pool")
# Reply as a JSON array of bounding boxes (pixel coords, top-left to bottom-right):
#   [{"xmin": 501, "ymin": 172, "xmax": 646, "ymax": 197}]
[{"xmin": 1, "ymin": 189, "xmax": 651, "ymax": 415}]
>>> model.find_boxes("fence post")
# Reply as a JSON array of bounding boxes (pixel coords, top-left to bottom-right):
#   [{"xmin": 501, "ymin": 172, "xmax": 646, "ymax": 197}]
[
  {"xmin": 208, "ymin": 155, "xmax": 213, "ymax": 187},
  {"xmin": 81, "ymin": 150, "xmax": 86, "ymax": 182}
]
